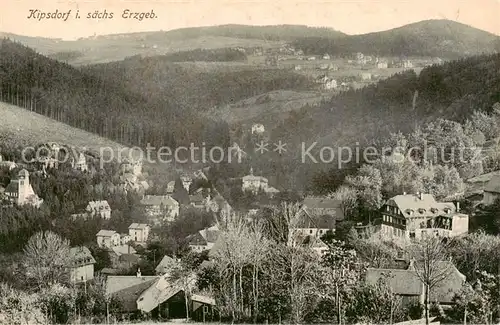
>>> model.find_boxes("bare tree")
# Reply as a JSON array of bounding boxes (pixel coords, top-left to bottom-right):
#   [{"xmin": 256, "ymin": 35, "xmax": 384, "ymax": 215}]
[
  {"xmin": 265, "ymin": 201, "xmax": 303, "ymax": 246},
  {"xmin": 211, "ymin": 212, "xmax": 252, "ymax": 321},
  {"xmin": 247, "ymin": 220, "xmax": 270, "ymax": 323},
  {"xmin": 23, "ymin": 230, "xmax": 71, "ymax": 290},
  {"xmin": 405, "ymin": 235, "xmax": 453, "ymax": 325},
  {"xmin": 330, "ymin": 185, "xmax": 357, "ymax": 220}
]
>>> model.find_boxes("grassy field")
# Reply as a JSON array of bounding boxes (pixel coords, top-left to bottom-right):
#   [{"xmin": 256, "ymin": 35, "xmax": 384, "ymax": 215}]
[{"xmin": 0, "ymin": 101, "xmax": 140, "ymax": 163}]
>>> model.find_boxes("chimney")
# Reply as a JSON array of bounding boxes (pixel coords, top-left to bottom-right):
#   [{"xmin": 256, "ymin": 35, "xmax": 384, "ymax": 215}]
[
  {"xmin": 456, "ymin": 201, "xmax": 460, "ymax": 212},
  {"xmin": 136, "ymin": 268, "xmax": 141, "ymax": 277}
]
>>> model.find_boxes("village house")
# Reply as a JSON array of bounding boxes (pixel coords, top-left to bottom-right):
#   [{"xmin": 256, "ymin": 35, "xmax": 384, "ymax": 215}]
[
  {"xmin": 86, "ymin": 200, "xmax": 112, "ymax": 219},
  {"xmin": 180, "ymin": 174, "xmax": 193, "ymax": 192},
  {"xmin": 379, "ymin": 193, "xmax": 469, "ymax": 240},
  {"xmin": 140, "ymin": 195, "xmax": 179, "ymax": 223},
  {"xmin": 0, "ymin": 155, "xmax": 17, "ymax": 171},
  {"xmin": 294, "ymin": 64, "xmax": 302, "ymax": 71},
  {"xmin": 106, "ymin": 269, "xmax": 215, "ymax": 320},
  {"xmin": 402, "ymin": 59, "xmax": 414, "ymax": 69},
  {"xmin": 366, "ymin": 259, "xmax": 466, "ymax": 307},
  {"xmin": 322, "ymin": 53, "xmax": 331, "ymax": 60},
  {"xmin": 482, "ymin": 175, "xmax": 500, "ymax": 205},
  {"xmin": 96, "ymin": 229, "xmax": 121, "ymax": 248},
  {"xmin": 307, "ymin": 56, "xmax": 316, "ymax": 61},
  {"xmin": 68, "ymin": 246, "xmax": 96, "ymax": 284},
  {"xmin": 187, "ymin": 225, "xmax": 220, "ymax": 252},
  {"xmin": 71, "ymin": 152, "xmax": 88, "ymax": 172},
  {"xmin": 129, "ymin": 223, "xmax": 150, "ymax": 244},
  {"xmin": 4, "ymin": 169, "xmax": 43, "ymax": 207}
]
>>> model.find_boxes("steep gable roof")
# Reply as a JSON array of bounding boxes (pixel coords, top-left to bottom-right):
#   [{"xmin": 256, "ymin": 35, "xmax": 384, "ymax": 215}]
[
  {"xmin": 69, "ymin": 246, "xmax": 96, "ymax": 266},
  {"xmin": 297, "ymin": 209, "xmax": 336, "ymax": 229},
  {"xmin": 386, "ymin": 194, "xmax": 456, "ymax": 218}
]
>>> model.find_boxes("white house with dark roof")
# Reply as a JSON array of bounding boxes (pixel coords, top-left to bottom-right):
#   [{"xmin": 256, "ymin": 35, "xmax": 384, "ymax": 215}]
[
  {"xmin": 129, "ymin": 223, "xmax": 150, "ymax": 243},
  {"xmin": 71, "ymin": 151, "xmax": 88, "ymax": 172},
  {"xmin": 380, "ymin": 193, "xmax": 469, "ymax": 240},
  {"xmin": 68, "ymin": 246, "xmax": 96, "ymax": 284},
  {"xmin": 4, "ymin": 169, "xmax": 43, "ymax": 207},
  {"xmin": 242, "ymin": 168, "xmax": 269, "ymax": 194},
  {"xmin": 86, "ymin": 200, "xmax": 111, "ymax": 219},
  {"xmin": 141, "ymin": 195, "xmax": 179, "ymax": 223},
  {"xmin": 96, "ymin": 230, "xmax": 120, "ymax": 248}
]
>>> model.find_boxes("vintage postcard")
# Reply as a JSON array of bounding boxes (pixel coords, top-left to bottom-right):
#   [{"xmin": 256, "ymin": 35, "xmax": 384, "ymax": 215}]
[{"xmin": 0, "ymin": 0, "xmax": 499, "ymax": 324}]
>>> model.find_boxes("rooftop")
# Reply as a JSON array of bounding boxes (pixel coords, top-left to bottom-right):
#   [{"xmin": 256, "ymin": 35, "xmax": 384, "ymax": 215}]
[
  {"xmin": 96, "ymin": 229, "xmax": 117, "ymax": 237},
  {"xmin": 386, "ymin": 193, "xmax": 458, "ymax": 218},
  {"xmin": 129, "ymin": 223, "xmax": 149, "ymax": 230}
]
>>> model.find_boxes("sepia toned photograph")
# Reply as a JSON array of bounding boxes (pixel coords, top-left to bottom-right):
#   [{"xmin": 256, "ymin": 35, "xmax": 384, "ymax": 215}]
[{"xmin": 0, "ymin": 0, "xmax": 499, "ymax": 324}]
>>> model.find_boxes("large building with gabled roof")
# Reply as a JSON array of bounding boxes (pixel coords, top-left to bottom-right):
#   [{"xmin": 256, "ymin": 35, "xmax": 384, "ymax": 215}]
[{"xmin": 380, "ymin": 192, "xmax": 468, "ymax": 240}]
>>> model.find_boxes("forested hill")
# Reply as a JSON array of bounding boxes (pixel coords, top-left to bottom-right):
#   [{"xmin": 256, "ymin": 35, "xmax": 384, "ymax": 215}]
[
  {"xmin": 292, "ymin": 20, "xmax": 500, "ymax": 59},
  {"xmin": 82, "ymin": 55, "xmax": 313, "ymax": 114},
  {"xmin": 276, "ymin": 53, "xmax": 500, "ymax": 150},
  {"xmin": 0, "ymin": 39, "xmax": 313, "ymax": 151}
]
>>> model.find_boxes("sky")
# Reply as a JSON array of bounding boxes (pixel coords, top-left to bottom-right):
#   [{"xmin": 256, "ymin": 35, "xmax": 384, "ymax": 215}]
[{"xmin": 0, "ymin": 0, "xmax": 499, "ymax": 40}]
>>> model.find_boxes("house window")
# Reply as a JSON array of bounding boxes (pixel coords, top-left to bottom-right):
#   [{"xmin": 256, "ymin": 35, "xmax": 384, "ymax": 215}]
[
  {"xmin": 410, "ymin": 232, "xmax": 415, "ymax": 239},
  {"xmin": 309, "ymin": 229, "xmax": 313, "ymax": 234}
]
